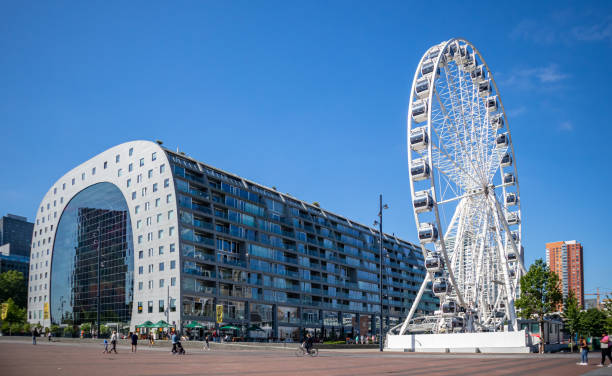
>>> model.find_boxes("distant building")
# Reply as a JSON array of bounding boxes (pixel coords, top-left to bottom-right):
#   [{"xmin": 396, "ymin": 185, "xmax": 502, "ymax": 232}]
[
  {"xmin": 0, "ymin": 214, "xmax": 33, "ymax": 278},
  {"xmin": 584, "ymin": 298, "xmax": 598, "ymax": 310},
  {"xmin": 545, "ymin": 240, "xmax": 584, "ymax": 308}
]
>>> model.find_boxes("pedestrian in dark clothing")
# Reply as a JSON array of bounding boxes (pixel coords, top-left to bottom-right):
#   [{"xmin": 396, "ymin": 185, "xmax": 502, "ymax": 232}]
[
  {"xmin": 204, "ymin": 334, "xmax": 210, "ymax": 351},
  {"xmin": 131, "ymin": 332, "xmax": 138, "ymax": 352},
  {"xmin": 32, "ymin": 328, "xmax": 37, "ymax": 345},
  {"xmin": 600, "ymin": 332, "xmax": 612, "ymax": 367}
]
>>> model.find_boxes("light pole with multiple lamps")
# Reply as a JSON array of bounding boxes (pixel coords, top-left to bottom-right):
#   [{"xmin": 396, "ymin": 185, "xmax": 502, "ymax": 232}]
[{"xmin": 374, "ymin": 194, "xmax": 388, "ymax": 352}]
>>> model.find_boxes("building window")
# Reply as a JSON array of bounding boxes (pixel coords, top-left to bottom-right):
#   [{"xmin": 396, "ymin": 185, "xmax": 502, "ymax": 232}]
[
  {"xmin": 62, "ymin": 183, "xmax": 66, "ymax": 190},
  {"xmin": 170, "ymin": 243, "xmax": 175, "ymax": 253},
  {"xmin": 135, "ymin": 205, "xmax": 140, "ymax": 214},
  {"xmin": 137, "ymin": 220, "xmax": 142, "ymax": 229},
  {"xmin": 155, "ymin": 198, "xmax": 160, "ymax": 207},
  {"xmin": 127, "ymin": 179, "xmax": 131, "ymax": 187},
  {"xmin": 116, "ymin": 155, "xmax": 120, "ymax": 163},
  {"xmin": 138, "ymin": 235, "xmax": 143, "ymax": 244},
  {"xmin": 157, "ymin": 213, "xmax": 162, "ymax": 223},
  {"xmin": 140, "ymin": 158, "xmax": 144, "ymax": 167},
  {"xmin": 72, "ymin": 178, "xmax": 75, "ymax": 185},
  {"xmin": 129, "ymin": 163, "xmax": 133, "ymax": 172},
  {"xmin": 148, "ymin": 301, "xmax": 153, "ymax": 313},
  {"xmin": 158, "ymin": 230, "xmax": 164, "ymax": 239},
  {"xmin": 129, "ymin": 147, "xmax": 134, "ymax": 156},
  {"xmin": 159, "ymin": 262, "xmax": 165, "ymax": 271},
  {"xmin": 81, "ymin": 173, "xmax": 86, "ymax": 180},
  {"xmin": 132, "ymin": 192, "xmax": 137, "ymax": 200},
  {"xmin": 159, "ymin": 279, "xmax": 164, "ymax": 288},
  {"xmin": 104, "ymin": 162, "xmax": 108, "ymax": 169},
  {"xmin": 160, "ymin": 164, "xmax": 165, "ymax": 173},
  {"xmin": 153, "ymin": 183, "xmax": 158, "ymax": 192},
  {"xmin": 170, "ymin": 298, "xmax": 176, "ymax": 312},
  {"xmin": 92, "ymin": 167, "xmax": 96, "ymax": 175},
  {"xmin": 138, "ymin": 302, "xmax": 143, "ymax": 313},
  {"xmin": 159, "ymin": 299, "xmax": 164, "ymax": 313},
  {"xmin": 148, "ymin": 169, "xmax": 153, "ymax": 179},
  {"xmin": 170, "ymin": 260, "xmax": 176, "ymax": 269},
  {"xmin": 171, "ymin": 277, "xmax": 176, "ymax": 286},
  {"xmin": 138, "ymin": 282, "xmax": 143, "ymax": 290},
  {"xmin": 118, "ymin": 169, "xmax": 122, "ymax": 177},
  {"xmin": 159, "ymin": 246, "xmax": 164, "ymax": 255},
  {"xmin": 168, "ymin": 210, "xmax": 174, "ymax": 220},
  {"xmin": 164, "ymin": 178, "xmax": 169, "ymax": 188},
  {"xmin": 166, "ymin": 194, "xmax": 172, "ymax": 203},
  {"xmin": 148, "ymin": 280, "xmax": 153, "ymax": 289},
  {"xmin": 138, "ymin": 266, "xmax": 143, "ymax": 274},
  {"xmin": 138, "ymin": 250, "xmax": 143, "ymax": 259},
  {"xmin": 152, "ymin": 152, "xmax": 157, "ymax": 161},
  {"xmin": 169, "ymin": 226, "xmax": 175, "ymax": 236}
]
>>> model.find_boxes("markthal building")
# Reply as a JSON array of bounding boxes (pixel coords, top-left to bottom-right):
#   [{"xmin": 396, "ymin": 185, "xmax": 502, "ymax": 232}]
[{"xmin": 28, "ymin": 140, "xmax": 436, "ymax": 339}]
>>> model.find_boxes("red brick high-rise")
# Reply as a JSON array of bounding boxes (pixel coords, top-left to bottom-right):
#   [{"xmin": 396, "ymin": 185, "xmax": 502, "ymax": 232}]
[{"xmin": 545, "ymin": 240, "xmax": 584, "ymax": 308}]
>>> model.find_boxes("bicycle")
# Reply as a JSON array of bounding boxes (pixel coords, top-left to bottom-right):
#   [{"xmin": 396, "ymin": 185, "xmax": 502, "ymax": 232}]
[{"xmin": 295, "ymin": 344, "xmax": 319, "ymax": 357}]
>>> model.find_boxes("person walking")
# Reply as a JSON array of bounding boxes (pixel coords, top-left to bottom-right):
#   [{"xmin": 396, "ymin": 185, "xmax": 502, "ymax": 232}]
[
  {"xmin": 600, "ymin": 332, "xmax": 612, "ymax": 367},
  {"xmin": 110, "ymin": 331, "xmax": 118, "ymax": 354},
  {"xmin": 204, "ymin": 334, "xmax": 210, "ymax": 351},
  {"xmin": 47, "ymin": 331, "xmax": 52, "ymax": 342},
  {"xmin": 103, "ymin": 339, "xmax": 109, "ymax": 354},
  {"xmin": 131, "ymin": 332, "xmax": 138, "ymax": 352},
  {"xmin": 31, "ymin": 327, "xmax": 37, "ymax": 345},
  {"xmin": 171, "ymin": 331, "xmax": 178, "ymax": 353},
  {"xmin": 579, "ymin": 336, "xmax": 589, "ymax": 365}
]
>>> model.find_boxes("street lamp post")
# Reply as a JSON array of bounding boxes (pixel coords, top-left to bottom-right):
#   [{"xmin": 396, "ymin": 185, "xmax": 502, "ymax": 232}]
[
  {"xmin": 374, "ymin": 194, "xmax": 388, "ymax": 352},
  {"xmin": 96, "ymin": 225, "xmax": 101, "ymax": 338}
]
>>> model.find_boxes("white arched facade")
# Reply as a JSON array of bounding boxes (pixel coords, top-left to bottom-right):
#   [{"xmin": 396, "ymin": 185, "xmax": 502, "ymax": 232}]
[{"xmin": 27, "ymin": 140, "xmax": 180, "ymax": 330}]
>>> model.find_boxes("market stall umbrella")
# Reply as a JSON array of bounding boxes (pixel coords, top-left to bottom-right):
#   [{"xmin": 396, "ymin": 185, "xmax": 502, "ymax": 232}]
[
  {"xmin": 184, "ymin": 321, "xmax": 204, "ymax": 329},
  {"xmin": 136, "ymin": 321, "xmax": 154, "ymax": 328},
  {"xmin": 153, "ymin": 320, "xmax": 172, "ymax": 328},
  {"xmin": 220, "ymin": 325, "xmax": 241, "ymax": 330}
]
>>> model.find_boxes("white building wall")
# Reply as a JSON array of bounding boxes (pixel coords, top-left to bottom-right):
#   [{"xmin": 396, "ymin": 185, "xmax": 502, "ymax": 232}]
[{"xmin": 27, "ymin": 140, "xmax": 180, "ymax": 330}]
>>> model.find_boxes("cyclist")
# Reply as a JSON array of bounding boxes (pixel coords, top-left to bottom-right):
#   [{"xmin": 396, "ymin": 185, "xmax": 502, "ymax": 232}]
[{"xmin": 303, "ymin": 333, "xmax": 315, "ymax": 354}]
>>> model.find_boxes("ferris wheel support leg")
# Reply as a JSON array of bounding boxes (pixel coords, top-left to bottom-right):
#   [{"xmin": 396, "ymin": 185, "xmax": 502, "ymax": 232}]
[
  {"xmin": 399, "ymin": 273, "xmax": 431, "ymax": 335},
  {"xmin": 433, "ymin": 200, "xmax": 466, "ymax": 307},
  {"xmin": 491, "ymin": 197, "xmax": 527, "ymax": 275},
  {"xmin": 489, "ymin": 197, "xmax": 518, "ymax": 331}
]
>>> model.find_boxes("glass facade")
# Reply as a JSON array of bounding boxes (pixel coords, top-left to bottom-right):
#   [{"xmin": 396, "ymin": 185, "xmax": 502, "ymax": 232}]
[
  {"xmin": 50, "ymin": 183, "xmax": 134, "ymax": 326},
  {"xmin": 169, "ymin": 152, "xmax": 437, "ymax": 339}
]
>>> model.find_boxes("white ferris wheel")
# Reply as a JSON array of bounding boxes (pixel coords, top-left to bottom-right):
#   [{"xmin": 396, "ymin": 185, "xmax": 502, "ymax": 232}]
[{"xmin": 397, "ymin": 38, "xmax": 527, "ymax": 335}]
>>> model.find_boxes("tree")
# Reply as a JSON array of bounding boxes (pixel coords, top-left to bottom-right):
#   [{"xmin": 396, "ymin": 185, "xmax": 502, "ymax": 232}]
[
  {"xmin": 0, "ymin": 270, "xmax": 27, "ymax": 308},
  {"xmin": 603, "ymin": 295, "xmax": 612, "ymax": 333},
  {"xmin": 580, "ymin": 308, "xmax": 606, "ymax": 338},
  {"xmin": 562, "ymin": 290, "xmax": 581, "ymax": 351},
  {"xmin": 515, "ymin": 259, "xmax": 563, "ymax": 353}
]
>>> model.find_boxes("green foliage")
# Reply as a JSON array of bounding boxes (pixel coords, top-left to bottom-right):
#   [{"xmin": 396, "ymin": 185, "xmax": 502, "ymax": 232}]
[
  {"xmin": 50, "ymin": 324, "xmax": 60, "ymax": 336},
  {"xmin": 515, "ymin": 259, "xmax": 563, "ymax": 319},
  {"xmin": 562, "ymin": 290, "xmax": 582, "ymax": 341},
  {"xmin": 23, "ymin": 323, "xmax": 31, "ymax": 334},
  {"xmin": 63, "ymin": 326, "xmax": 74, "ymax": 337},
  {"xmin": 580, "ymin": 308, "xmax": 607, "ymax": 337},
  {"xmin": 80, "ymin": 322, "xmax": 92, "ymax": 334},
  {"xmin": 2, "ymin": 298, "xmax": 26, "ymax": 324},
  {"xmin": 603, "ymin": 296, "xmax": 612, "ymax": 333},
  {"xmin": 10, "ymin": 322, "xmax": 22, "ymax": 334},
  {"xmin": 0, "ymin": 270, "xmax": 27, "ymax": 308},
  {"xmin": 100, "ymin": 325, "xmax": 110, "ymax": 336}
]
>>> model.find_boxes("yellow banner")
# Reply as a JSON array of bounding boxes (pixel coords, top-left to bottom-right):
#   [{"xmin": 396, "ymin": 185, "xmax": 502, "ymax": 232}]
[
  {"xmin": 43, "ymin": 303, "xmax": 49, "ymax": 320},
  {"xmin": 0, "ymin": 303, "xmax": 8, "ymax": 320},
  {"xmin": 216, "ymin": 304, "xmax": 223, "ymax": 323}
]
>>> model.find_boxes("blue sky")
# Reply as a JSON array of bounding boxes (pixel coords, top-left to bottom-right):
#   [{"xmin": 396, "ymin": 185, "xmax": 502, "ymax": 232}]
[{"xmin": 1, "ymin": 1, "xmax": 611, "ymax": 295}]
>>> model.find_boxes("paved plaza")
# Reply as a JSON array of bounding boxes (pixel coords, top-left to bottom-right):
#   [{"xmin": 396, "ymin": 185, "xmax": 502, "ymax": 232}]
[{"xmin": 1, "ymin": 339, "xmax": 611, "ymax": 376}]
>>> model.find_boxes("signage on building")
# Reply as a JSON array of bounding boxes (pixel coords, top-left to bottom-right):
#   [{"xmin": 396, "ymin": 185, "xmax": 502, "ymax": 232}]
[
  {"xmin": 1, "ymin": 303, "xmax": 7, "ymax": 320},
  {"xmin": 43, "ymin": 303, "xmax": 49, "ymax": 320},
  {"xmin": 216, "ymin": 304, "xmax": 223, "ymax": 323}
]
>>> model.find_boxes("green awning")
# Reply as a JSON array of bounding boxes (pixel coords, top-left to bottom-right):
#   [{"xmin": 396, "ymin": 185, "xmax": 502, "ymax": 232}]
[
  {"xmin": 184, "ymin": 321, "xmax": 204, "ymax": 329},
  {"xmin": 220, "ymin": 325, "xmax": 241, "ymax": 330},
  {"xmin": 136, "ymin": 321, "xmax": 154, "ymax": 328},
  {"xmin": 153, "ymin": 320, "xmax": 172, "ymax": 328}
]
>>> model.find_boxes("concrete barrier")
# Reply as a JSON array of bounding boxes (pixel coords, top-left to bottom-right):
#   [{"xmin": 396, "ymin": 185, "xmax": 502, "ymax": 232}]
[{"xmin": 387, "ymin": 331, "xmax": 531, "ymax": 354}]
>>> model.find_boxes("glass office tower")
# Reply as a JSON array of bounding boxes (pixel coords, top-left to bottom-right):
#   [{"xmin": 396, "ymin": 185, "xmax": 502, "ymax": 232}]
[{"xmin": 28, "ymin": 141, "xmax": 436, "ymax": 340}]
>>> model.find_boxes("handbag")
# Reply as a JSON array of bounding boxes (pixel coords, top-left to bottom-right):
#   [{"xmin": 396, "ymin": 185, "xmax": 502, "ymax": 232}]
[{"xmin": 602, "ymin": 342, "xmax": 609, "ymax": 349}]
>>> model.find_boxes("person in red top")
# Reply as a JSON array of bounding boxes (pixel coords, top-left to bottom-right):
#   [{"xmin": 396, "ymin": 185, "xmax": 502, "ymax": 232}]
[{"xmin": 600, "ymin": 332, "xmax": 612, "ymax": 367}]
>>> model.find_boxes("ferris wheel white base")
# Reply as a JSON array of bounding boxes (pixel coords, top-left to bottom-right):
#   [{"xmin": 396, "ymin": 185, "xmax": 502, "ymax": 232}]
[{"xmin": 386, "ymin": 331, "xmax": 532, "ymax": 353}]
